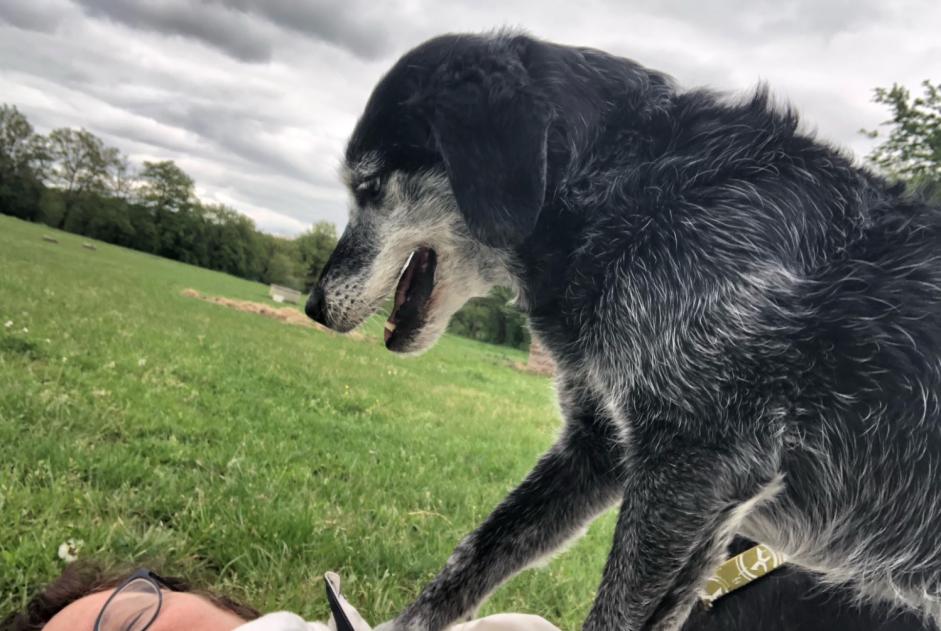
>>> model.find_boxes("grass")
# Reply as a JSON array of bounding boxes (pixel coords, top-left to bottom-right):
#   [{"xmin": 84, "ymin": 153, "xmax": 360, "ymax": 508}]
[{"xmin": 0, "ymin": 215, "xmax": 615, "ymax": 627}]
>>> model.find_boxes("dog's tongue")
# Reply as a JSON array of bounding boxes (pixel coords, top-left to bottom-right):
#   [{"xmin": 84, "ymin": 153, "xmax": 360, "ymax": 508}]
[{"xmin": 385, "ymin": 248, "xmax": 436, "ymax": 346}]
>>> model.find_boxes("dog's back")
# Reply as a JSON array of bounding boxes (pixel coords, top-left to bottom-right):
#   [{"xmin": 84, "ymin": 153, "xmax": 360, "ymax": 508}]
[
  {"xmin": 551, "ymin": 59, "xmax": 941, "ymax": 615},
  {"xmin": 735, "ymin": 183, "xmax": 941, "ymax": 616},
  {"xmin": 524, "ymin": 39, "xmax": 941, "ymax": 623}
]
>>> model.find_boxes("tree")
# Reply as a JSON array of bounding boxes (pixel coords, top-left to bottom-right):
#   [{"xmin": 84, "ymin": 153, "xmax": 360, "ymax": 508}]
[
  {"xmin": 138, "ymin": 160, "xmax": 201, "ymax": 260},
  {"xmin": 0, "ymin": 104, "xmax": 46, "ymax": 220},
  {"xmin": 82, "ymin": 195, "xmax": 135, "ymax": 245},
  {"xmin": 0, "ymin": 104, "xmax": 365, "ymax": 299},
  {"xmin": 204, "ymin": 202, "xmax": 265, "ymax": 279},
  {"xmin": 259, "ymin": 234, "xmax": 304, "ymax": 289},
  {"xmin": 127, "ymin": 201, "xmax": 159, "ymax": 253},
  {"xmin": 106, "ymin": 153, "xmax": 136, "ymax": 201},
  {"xmin": 138, "ymin": 160, "xmax": 195, "ymax": 213},
  {"xmin": 45, "ymin": 128, "xmax": 119, "ymax": 229},
  {"xmin": 0, "ymin": 105, "xmax": 46, "ymax": 174},
  {"xmin": 863, "ymin": 80, "xmax": 941, "ymax": 191},
  {"xmin": 448, "ymin": 286, "xmax": 531, "ymax": 350},
  {"xmin": 295, "ymin": 221, "xmax": 338, "ymax": 290}
]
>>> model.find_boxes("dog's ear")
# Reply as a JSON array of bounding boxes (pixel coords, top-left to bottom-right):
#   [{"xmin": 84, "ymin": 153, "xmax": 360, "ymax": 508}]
[{"xmin": 427, "ymin": 63, "xmax": 550, "ymax": 248}]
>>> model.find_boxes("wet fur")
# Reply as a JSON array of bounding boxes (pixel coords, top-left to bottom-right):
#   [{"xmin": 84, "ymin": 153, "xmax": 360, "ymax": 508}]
[{"xmin": 313, "ymin": 32, "xmax": 941, "ymax": 631}]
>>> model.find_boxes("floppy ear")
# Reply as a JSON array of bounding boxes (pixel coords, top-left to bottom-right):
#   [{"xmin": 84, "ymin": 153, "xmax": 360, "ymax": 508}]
[{"xmin": 429, "ymin": 67, "xmax": 550, "ymax": 248}]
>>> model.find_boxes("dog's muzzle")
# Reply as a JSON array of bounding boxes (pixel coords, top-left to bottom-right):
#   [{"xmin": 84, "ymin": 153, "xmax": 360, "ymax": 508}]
[{"xmin": 305, "ymin": 285, "xmax": 328, "ymax": 326}]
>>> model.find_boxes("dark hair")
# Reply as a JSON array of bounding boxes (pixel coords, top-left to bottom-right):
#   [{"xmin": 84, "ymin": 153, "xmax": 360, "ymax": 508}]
[{"xmin": 0, "ymin": 561, "xmax": 262, "ymax": 631}]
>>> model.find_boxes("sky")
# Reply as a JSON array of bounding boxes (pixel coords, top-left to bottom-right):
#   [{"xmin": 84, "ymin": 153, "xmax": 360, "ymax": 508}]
[{"xmin": 1, "ymin": 1, "xmax": 939, "ymax": 236}]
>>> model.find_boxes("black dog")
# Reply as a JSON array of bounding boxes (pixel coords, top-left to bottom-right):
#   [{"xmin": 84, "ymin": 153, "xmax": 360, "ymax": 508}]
[{"xmin": 307, "ymin": 31, "xmax": 941, "ymax": 630}]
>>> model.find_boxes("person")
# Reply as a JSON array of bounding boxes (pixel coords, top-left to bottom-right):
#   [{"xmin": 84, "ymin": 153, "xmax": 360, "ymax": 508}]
[
  {"xmin": 3, "ymin": 550, "xmax": 936, "ymax": 631},
  {"xmin": 0, "ymin": 561, "xmax": 557, "ymax": 631},
  {"xmin": 0, "ymin": 561, "xmax": 259, "ymax": 631}
]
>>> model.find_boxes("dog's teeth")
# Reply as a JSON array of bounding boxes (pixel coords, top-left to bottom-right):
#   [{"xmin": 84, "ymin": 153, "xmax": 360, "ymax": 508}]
[
  {"xmin": 385, "ymin": 321, "xmax": 396, "ymax": 332},
  {"xmin": 399, "ymin": 251, "xmax": 415, "ymax": 276}
]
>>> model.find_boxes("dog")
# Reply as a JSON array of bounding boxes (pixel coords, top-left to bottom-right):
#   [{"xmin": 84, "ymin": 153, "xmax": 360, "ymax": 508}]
[
  {"xmin": 306, "ymin": 31, "xmax": 941, "ymax": 631},
  {"xmin": 318, "ymin": 537, "xmax": 938, "ymax": 631}
]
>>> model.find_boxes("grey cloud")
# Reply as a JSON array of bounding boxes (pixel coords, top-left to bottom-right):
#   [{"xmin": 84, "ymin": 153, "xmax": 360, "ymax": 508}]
[
  {"xmin": 0, "ymin": 21, "xmax": 341, "ymax": 186},
  {"xmin": 211, "ymin": 0, "xmax": 398, "ymax": 60},
  {"xmin": 72, "ymin": 0, "xmax": 406, "ymax": 62},
  {"xmin": 135, "ymin": 101, "xmax": 330, "ymax": 183},
  {"xmin": 229, "ymin": 179, "xmax": 348, "ymax": 229},
  {"xmin": 0, "ymin": 0, "xmax": 72, "ymax": 33},
  {"xmin": 632, "ymin": 0, "xmax": 889, "ymax": 41},
  {"xmin": 73, "ymin": 0, "xmax": 274, "ymax": 62},
  {"xmin": 86, "ymin": 94, "xmax": 341, "ymax": 190}
]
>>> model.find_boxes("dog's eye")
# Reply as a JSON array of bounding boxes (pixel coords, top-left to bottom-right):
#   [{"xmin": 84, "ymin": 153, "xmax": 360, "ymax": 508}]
[{"xmin": 356, "ymin": 177, "xmax": 383, "ymax": 205}]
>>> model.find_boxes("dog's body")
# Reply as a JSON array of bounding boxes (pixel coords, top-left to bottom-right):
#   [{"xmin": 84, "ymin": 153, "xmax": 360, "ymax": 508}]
[{"xmin": 307, "ymin": 32, "xmax": 941, "ymax": 630}]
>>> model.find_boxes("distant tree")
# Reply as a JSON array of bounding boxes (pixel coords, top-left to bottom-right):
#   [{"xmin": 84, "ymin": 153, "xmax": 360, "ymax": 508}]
[
  {"xmin": 863, "ymin": 80, "xmax": 941, "ymax": 193},
  {"xmin": 127, "ymin": 202, "xmax": 159, "ymax": 253},
  {"xmin": 0, "ymin": 105, "xmax": 46, "ymax": 174},
  {"xmin": 138, "ymin": 160, "xmax": 201, "ymax": 261},
  {"xmin": 45, "ymin": 128, "xmax": 119, "ymax": 229},
  {"xmin": 449, "ymin": 286, "xmax": 531, "ymax": 350},
  {"xmin": 138, "ymin": 160, "xmax": 195, "ymax": 213},
  {"xmin": 107, "ymin": 152, "xmax": 136, "ymax": 201},
  {"xmin": 204, "ymin": 202, "xmax": 265, "ymax": 279},
  {"xmin": 295, "ymin": 221, "xmax": 338, "ymax": 290},
  {"xmin": 0, "ymin": 104, "xmax": 46, "ymax": 220},
  {"xmin": 0, "ymin": 104, "xmax": 377, "ymax": 299},
  {"xmin": 259, "ymin": 234, "xmax": 303, "ymax": 289},
  {"xmin": 81, "ymin": 194, "xmax": 135, "ymax": 246},
  {"xmin": 71, "ymin": 152, "xmax": 137, "ymax": 245}
]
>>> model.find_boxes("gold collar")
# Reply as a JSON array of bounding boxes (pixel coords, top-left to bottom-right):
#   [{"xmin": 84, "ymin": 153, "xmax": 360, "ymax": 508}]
[{"xmin": 701, "ymin": 543, "xmax": 787, "ymax": 606}]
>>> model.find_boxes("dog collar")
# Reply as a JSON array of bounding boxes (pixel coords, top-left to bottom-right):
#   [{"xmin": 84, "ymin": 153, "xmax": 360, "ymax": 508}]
[{"xmin": 701, "ymin": 543, "xmax": 787, "ymax": 606}]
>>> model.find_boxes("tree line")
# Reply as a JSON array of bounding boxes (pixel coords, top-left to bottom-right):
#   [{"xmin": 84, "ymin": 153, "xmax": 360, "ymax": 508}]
[
  {"xmin": 0, "ymin": 104, "xmax": 337, "ymax": 291},
  {"xmin": 0, "ymin": 104, "xmax": 531, "ymax": 349}
]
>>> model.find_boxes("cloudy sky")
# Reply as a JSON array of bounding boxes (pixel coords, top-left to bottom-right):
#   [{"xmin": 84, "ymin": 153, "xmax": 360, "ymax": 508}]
[{"xmin": 1, "ymin": 0, "xmax": 939, "ymax": 236}]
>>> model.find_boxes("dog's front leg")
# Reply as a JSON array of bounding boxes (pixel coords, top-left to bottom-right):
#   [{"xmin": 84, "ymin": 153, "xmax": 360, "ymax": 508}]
[
  {"xmin": 583, "ymin": 438, "xmax": 781, "ymax": 631},
  {"xmin": 383, "ymin": 390, "xmax": 626, "ymax": 631}
]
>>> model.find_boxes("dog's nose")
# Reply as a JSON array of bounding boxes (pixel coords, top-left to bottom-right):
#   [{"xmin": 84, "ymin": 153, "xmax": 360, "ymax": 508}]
[{"xmin": 305, "ymin": 286, "xmax": 328, "ymax": 325}]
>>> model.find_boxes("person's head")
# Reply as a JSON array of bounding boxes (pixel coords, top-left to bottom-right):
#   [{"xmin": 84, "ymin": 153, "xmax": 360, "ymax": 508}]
[{"xmin": 1, "ymin": 561, "xmax": 261, "ymax": 631}]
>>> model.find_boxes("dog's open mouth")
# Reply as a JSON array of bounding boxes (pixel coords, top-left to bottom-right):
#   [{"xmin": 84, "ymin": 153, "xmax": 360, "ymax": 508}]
[{"xmin": 384, "ymin": 247, "xmax": 437, "ymax": 351}]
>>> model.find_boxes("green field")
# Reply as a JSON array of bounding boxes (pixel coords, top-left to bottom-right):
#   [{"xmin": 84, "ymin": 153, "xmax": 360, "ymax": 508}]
[{"xmin": 0, "ymin": 215, "xmax": 615, "ymax": 627}]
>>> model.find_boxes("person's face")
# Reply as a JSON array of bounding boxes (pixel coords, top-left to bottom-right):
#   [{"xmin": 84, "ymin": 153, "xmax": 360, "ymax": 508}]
[{"xmin": 42, "ymin": 586, "xmax": 248, "ymax": 631}]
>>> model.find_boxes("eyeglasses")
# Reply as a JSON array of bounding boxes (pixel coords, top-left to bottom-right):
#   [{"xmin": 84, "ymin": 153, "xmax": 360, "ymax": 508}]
[{"xmin": 94, "ymin": 569, "xmax": 171, "ymax": 631}]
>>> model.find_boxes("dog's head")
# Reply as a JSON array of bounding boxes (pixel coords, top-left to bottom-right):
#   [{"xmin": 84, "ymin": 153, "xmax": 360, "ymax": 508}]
[{"xmin": 306, "ymin": 33, "xmax": 552, "ymax": 354}]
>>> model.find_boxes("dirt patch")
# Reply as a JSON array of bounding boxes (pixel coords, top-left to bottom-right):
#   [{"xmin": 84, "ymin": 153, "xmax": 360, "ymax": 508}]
[
  {"xmin": 181, "ymin": 288, "xmax": 363, "ymax": 340},
  {"xmin": 511, "ymin": 361, "xmax": 554, "ymax": 377}
]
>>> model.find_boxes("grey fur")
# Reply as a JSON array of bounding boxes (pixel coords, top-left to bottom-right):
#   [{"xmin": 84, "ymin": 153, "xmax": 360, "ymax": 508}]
[{"xmin": 308, "ymin": 32, "xmax": 941, "ymax": 631}]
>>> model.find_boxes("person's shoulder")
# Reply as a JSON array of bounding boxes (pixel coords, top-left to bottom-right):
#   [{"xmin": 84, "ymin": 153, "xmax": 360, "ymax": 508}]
[
  {"xmin": 455, "ymin": 613, "xmax": 561, "ymax": 631},
  {"xmin": 232, "ymin": 611, "xmax": 330, "ymax": 631}
]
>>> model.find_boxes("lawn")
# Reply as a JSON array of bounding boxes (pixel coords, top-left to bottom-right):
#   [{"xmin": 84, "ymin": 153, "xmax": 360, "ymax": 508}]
[{"xmin": 0, "ymin": 215, "xmax": 615, "ymax": 627}]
